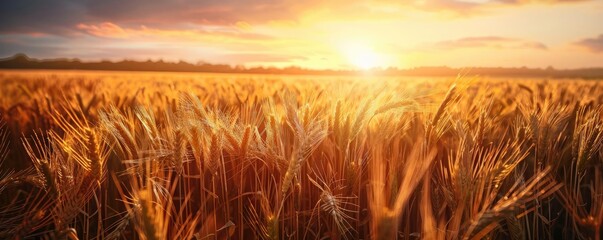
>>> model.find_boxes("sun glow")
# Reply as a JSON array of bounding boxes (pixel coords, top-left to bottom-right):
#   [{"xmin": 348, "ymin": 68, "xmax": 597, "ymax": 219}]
[{"xmin": 341, "ymin": 42, "xmax": 384, "ymax": 70}]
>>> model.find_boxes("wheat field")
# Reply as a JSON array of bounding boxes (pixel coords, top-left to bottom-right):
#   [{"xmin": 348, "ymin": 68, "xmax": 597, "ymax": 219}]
[{"xmin": 0, "ymin": 70, "xmax": 601, "ymax": 239}]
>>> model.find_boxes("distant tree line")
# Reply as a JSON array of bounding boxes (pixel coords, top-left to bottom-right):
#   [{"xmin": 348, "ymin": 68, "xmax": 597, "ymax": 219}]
[{"xmin": 2, "ymin": 53, "xmax": 603, "ymax": 78}]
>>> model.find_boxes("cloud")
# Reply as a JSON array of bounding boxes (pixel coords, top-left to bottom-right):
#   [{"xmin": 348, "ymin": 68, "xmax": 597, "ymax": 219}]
[
  {"xmin": 575, "ymin": 34, "xmax": 603, "ymax": 53},
  {"xmin": 76, "ymin": 23, "xmax": 131, "ymax": 39},
  {"xmin": 0, "ymin": 0, "xmax": 302, "ymax": 35},
  {"xmin": 432, "ymin": 36, "xmax": 548, "ymax": 50},
  {"xmin": 497, "ymin": 0, "xmax": 588, "ymax": 4},
  {"xmin": 408, "ymin": 0, "xmax": 593, "ymax": 17},
  {"xmin": 75, "ymin": 22, "xmax": 274, "ymax": 43},
  {"xmin": 0, "ymin": 0, "xmax": 91, "ymax": 35},
  {"xmin": 0, "ymin": 0, "xmax": 595, "ymax": 36},
  {"xmin": 83, "ymin": 0, "xmax": 302, "ymax": 26}
]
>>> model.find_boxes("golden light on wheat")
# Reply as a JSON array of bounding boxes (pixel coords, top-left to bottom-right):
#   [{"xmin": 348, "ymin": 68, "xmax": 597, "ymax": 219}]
[{"xmin": 0, "ymin": 71, "xmax": 601, "ymax": 239}]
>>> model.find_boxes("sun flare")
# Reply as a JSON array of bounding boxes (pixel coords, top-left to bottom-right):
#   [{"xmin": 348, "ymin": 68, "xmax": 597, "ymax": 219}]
[{"xmin": 341, "ymin": 43, "xmax": 384, "ymax": 70}]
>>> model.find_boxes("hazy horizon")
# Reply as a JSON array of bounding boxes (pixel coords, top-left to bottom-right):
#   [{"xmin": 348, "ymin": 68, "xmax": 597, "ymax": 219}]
[{"xmin": 4, "ymin": 53, "xmax": 603, "ymax": 73}]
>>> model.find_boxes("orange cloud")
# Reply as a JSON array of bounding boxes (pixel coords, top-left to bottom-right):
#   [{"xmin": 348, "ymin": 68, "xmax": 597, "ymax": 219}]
[
  {"xmin": 301, "ymin": 0, "xmax": 595, "ymax": 18},
  {"xmin": 77, "ymin": 22, "xmax": 130, "ymax": 38},
  {"xmin": 575, "ymin": 34, "xmax": 603, "ymax": 53},
  {"xmin": 431, "ymin": 36, "xmax": 548, "ymax": 50},
  {"xmin": 76, "ymin": 22, "xmax": 273, "ymax": 43}
]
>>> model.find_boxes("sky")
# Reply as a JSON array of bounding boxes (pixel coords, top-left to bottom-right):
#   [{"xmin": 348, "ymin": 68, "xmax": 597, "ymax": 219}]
[{"xmin": 0, "ymin": 0, "xmax": 602, "ymax": 70}]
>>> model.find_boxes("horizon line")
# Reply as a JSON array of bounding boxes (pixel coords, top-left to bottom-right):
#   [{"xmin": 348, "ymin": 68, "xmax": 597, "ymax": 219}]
[{"xmin": 4, "ymin": 53, "xmax": 603, "ymax": 72}]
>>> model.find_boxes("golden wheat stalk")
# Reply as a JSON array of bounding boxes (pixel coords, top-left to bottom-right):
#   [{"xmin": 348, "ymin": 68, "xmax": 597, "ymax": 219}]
[
  {"xmin": 432, "ymin": 83, "xmax": 457, "ymax": 128},
  {"xmin": 281, "ymin": 121, "xmax": 327, "ymax": 195}
]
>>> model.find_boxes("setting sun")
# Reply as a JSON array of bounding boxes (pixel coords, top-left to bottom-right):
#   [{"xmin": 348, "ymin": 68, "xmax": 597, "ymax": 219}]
[{"xmin": 341, "ymin": 43, "xmax": 384, "ymax": 70}]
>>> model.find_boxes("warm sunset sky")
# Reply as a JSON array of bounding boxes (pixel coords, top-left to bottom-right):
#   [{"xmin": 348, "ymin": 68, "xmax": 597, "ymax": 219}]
[{"xmin": 0, "ymin": 0, "xmax": 602, "ymax": 70}]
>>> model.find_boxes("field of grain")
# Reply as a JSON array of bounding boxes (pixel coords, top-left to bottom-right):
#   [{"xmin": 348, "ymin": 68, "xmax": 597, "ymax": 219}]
[{"xmin": 0, "ymin": 70, "xmax": 601, "ymax": 239}]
